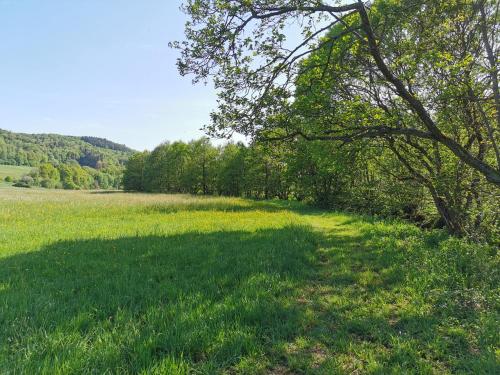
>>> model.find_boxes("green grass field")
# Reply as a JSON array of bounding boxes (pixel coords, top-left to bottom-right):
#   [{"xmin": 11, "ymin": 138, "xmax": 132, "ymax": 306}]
[
  {"xmin": 0, "ymin": 188, "xmax": 498, "ymax": 374},
  {"xmin": 0, "ymin": 164, "xmax": 33, "ymax": 184}
]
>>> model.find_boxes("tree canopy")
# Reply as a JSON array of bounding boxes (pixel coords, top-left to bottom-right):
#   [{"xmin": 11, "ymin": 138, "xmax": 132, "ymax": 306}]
[
  {"xmin": 173, "ymin": 0, "xmax": 500, "ymax": 185},
  {"xmin": 172, "ymin": 0, "xmax": 499, "ymax": 239}
]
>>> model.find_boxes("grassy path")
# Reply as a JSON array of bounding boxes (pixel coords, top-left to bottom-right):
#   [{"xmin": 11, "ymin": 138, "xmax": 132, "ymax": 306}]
[{"xmin": 0, "ymin": 189, "xmax": 498, "ymax": 374}]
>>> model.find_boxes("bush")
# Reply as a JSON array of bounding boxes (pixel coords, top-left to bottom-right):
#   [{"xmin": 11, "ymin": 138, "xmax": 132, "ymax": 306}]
[
  {"xmin": 19, "ymin": 175, "xmax": 34, "ymax": 186},
  {"xmin": 40, "ymin": 179, "xmax": 56, "ymax": 188},
  {"xmin": 62, "ymin": 180, "xmax": 79, "ymax": 190},
  {"xmin": 12, "ymin": 175, "xmax": 34, "ymax": 188},
  {"xmin": 12, "ymin": 181, "xmax": 31, "ymax": 188},
  {"xmin": 4, "ymin": 176, "xmax": 13, "ymax": 182}
]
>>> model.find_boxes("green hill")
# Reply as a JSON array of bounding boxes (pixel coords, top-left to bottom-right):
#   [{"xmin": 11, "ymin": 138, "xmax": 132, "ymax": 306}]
[
  {"xmin": 79, "ymin": 136, "xmax": 134, "ymax": 153},
  {"xmin": 0, "ymin": 128, "xmax": 135, "ymax": 170},
  {"xmin": 0, "ymin": 164, "xmax": 33, "ymax": 181}
]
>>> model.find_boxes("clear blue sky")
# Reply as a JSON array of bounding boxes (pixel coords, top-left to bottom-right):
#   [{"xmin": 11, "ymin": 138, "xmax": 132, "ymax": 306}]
[{"xmin": 0, "ymin": 0, "xmax": 218, "ymax": 150}]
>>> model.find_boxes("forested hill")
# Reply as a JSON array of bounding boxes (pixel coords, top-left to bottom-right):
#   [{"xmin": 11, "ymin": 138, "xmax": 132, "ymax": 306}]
[
  {"xmin": 80, "ymin": 136, "xmax": 134, "ymax": 153},
  {"xmin": 0, "ymin": 128, "xmax": 134, "ymax": 169}
]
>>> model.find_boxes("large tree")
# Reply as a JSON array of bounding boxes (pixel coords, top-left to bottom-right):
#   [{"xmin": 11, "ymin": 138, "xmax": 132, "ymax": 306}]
[
  {"xmin": 288, "ymin": 2, "xmax": 499, "ymax": 234},
  {"xmin": 173, "ymin": 0, "xmax": 500, "ymax": 186}
]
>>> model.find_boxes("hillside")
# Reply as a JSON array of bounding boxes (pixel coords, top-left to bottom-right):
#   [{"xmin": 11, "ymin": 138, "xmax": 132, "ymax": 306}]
[
  {"xmin": 0, "ymin": 165, "xmax": 34, "ymax": 187},
  {"xmin": 80, "ymin": 136, "xmax": 134, "ymax": 153},
  {"xmin": 0, "ymin": 128, "xmax": 135, "ymax": 170}
]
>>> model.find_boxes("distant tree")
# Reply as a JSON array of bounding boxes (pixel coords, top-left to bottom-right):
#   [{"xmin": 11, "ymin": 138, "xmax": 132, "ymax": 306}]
[
  {"xmin": 216, "ymin": 143, "xmax": 247, "ymax": 196},
  {"xmin": 35, "ymin": 163, "xmax": 61, "ymax": 189},
  {"xmin": 80, "ymin": 136, "xmax": 134, "ymax": 153},
  {"xmin": 78, "ymin": 151, "xmax": 102, "ymax": 169},
  {"xmin": 13, "ymin": 175, "xmax": 34, "ymax": 188},
  {"xmin": 184, "ymin": 138, "xmax": 218, "ymax": 194},
  {"xmin": 56, "ymin": 163, "xmax": 92, "ymax": 190},
  {"xmin": 244, "ymin": 143, "xmax": 289, "ymax": 199},
  {"xmin": 38, "ymin": 163, "xmax": 60, "ymax": 181},
  {"xmin": 123, "ymin": 152, "xmax": 149, "ymax": 191}
]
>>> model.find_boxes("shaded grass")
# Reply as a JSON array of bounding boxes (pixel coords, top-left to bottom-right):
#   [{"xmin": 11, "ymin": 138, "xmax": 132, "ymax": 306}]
[
  {"xmin": 0, "ymin": 188, "xmax": 498, "ymax": 374},
  {"xmin": 1, "ymin": 228, "xmax": 317, "ymax": 373}
]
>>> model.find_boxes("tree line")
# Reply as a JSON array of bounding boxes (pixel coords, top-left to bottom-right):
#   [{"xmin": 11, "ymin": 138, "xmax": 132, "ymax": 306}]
[{"xmin": 124, "ymin": 135, "xmax": 497, "ymax": 242}]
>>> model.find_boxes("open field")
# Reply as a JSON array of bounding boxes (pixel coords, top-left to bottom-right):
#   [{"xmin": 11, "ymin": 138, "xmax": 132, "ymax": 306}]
[
  {"xmin": 0, "ymin": 188, "xmax": 498, "ymax": 374},
  {"xmin": 0, "ymin": 164, "xmax": 33, "ymax": 183}
]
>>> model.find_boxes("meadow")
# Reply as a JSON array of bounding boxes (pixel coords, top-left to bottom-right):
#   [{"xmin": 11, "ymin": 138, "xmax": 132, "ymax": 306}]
[
  {"xmin": 0, "ymin": 188, "xmax": 498, "ymax": 374},
  {"xmin": 0, "ymin": 165, "xmax": 33, "ymax": 184}
]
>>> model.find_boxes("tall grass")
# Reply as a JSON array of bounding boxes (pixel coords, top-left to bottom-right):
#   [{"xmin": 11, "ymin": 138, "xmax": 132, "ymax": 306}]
[{"xmin": 0, "ymin": 188, "xmax": 498, "ymax": 374}]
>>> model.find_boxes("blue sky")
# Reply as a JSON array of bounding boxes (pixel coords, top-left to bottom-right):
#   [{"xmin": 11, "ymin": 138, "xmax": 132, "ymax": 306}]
[{"xmin": 0, "ymin": 0, "xmax": 218, "ymax": 150}]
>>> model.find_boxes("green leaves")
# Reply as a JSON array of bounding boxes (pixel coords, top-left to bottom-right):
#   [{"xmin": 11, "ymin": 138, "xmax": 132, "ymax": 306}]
[{"xmin": 173, "ymin": 0, "xmax": 499, "ymax": 237}]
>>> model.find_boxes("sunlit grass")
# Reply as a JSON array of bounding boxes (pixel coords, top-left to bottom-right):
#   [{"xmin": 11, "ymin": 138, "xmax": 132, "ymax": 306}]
[
  {"xmin": 0, "ymin": 165, "xmax": 33, "ymax": 186},
  {"xmin": 0, "ymin": 188, "xmax": 498, "ymax": 374}
]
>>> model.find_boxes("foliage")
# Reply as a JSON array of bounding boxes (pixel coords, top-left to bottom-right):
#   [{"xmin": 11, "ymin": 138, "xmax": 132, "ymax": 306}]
[
  {"xmin": 174, "ymin": 0, "xmax": 500, "ymax": 184},
  {"xmin": 11, "ymin": 162, "xmax": 122, "ymax": 190},
  {"xmin": 0, "ymin": 129, "xmax": 134, "ymax": 190},
  {"xmin": 12, "ymin": 176, "xmax": 33, "ymax": 188},
  {"xmin": 127, "ymin": 139, "xmax": 292, "ymax": 200},
  {"xmin": 0, "ymin": 189, "xmax": 497, "ymax": 373},
  {"xmin": 174, "ymin": 0, "xmax": 500, "ymax": 239},
  {"xmin": 183, "ymin": 138, "xmax": 219, "ymax": 194},
  {"xmin": 286, "ymin": 0, "xmax": 500, "ymax": 237},
  {"xmin": 123, "ymin": 151, "xmax": 149, "ymax": 191},
  {"xmin": 126, "ymin": 137, "xmax": 497, "ymax": 242},
  {"xmin": 79, "ymin": 136, "xmax": 134, "ymax": 153},
  {"xmin": 215, "ymin": 142, "xmax": 246, "ymax": 196}
]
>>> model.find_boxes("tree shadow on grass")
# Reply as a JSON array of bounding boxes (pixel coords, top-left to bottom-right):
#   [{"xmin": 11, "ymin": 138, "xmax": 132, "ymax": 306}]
[
  {"xmin": 0, "ymin": 224, "xmax": 496, "ymax": 374},
  {"xmin": 0, "ymin": 226, "xmax": 320, "ymax": 373}
]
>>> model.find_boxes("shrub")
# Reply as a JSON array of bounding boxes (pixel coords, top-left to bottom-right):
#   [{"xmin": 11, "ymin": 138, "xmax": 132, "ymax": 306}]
[
  {"xmin": 12, "ymin": 175, "xmax": 34, "ymax": 188},
  {"xmin": 4, "ymin": 176, "xmax": 13, "ymax": 182},
  {"xmin": 12, "ymin": 181, "xmax": 31, "ymax": 188},
  {"xmin": 18, "ymin": 175, "xmax": 34, "ymax": 186},
  {"xmin": 62, "ymin": 180, "xmax": 79, "ymax": 190},
  {"xmin": 40, "ymin": 178, "xmax": 56, "ymax": 188}
]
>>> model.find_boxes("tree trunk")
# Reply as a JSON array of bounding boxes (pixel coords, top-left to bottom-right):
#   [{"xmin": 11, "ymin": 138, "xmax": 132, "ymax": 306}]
[{"xmin": 429, "ymin": 186, "xmax": 464, "ymax": 235}]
